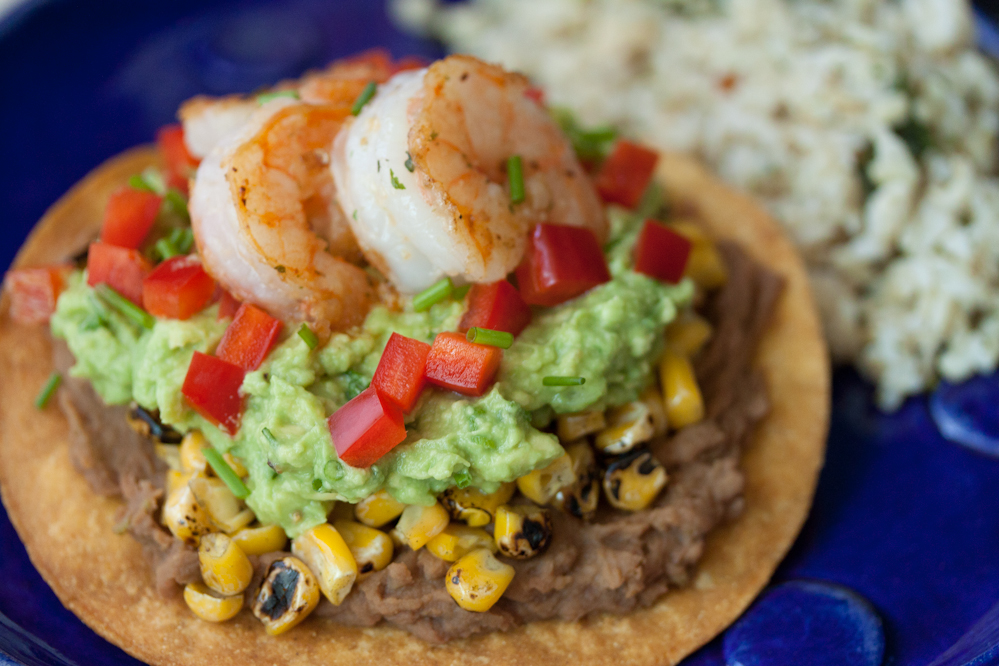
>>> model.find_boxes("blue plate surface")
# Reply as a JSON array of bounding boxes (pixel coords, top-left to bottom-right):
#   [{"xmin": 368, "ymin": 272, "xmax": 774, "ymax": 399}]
[{"xmin": 2, "ymin": 2, "xmax": 999, "ymax": 665}]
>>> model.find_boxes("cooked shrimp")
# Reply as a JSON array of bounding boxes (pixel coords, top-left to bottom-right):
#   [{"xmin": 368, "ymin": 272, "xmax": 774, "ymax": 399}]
[
  {"xmin": 180, "ymin": 96, "xmax": 257, "ymax": 160},
  {"xmin": 331, "ymin": 54, "xmax": 607, "ymax": 293},
  {"xmin": 189, "ymin": 97, "xmax": 373, "ymax": 332}
]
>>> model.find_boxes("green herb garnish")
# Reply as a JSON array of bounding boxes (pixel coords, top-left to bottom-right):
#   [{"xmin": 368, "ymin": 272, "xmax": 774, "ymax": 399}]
[
  {"xmin": 507, "ymin": 155, "xmax": 525, "ymax": 204},
  {"xmin": 543, "ymin": 376, "xmax": 586, "ymax": 387},
  {"xmin": 163, "ymin": 189, "xmax": 190, "ymax": 222},
  {"xmin": 94, "ymin": 284, "xmax": 155, "ymax": 329},
  {"xmin": 551, "ymin": 108, "xmax": 618, "ymax": 161},
  {"xmin": 297, "ymin": 323, "xmax": 319, "ymax": 349},
  {"xmin": 452, "ymin": 284, "xmax": 471, "ymax": 301},
  {"xmin": 170, "ymin": 226, "xmax": 194, "ymax": 254},
  {"xmin": 203, "ymin": 447, "xmax": 250, "ymax": 499},
  {"xmin": 154, "ymin": 237, "xmax": 180, "ymax": 261},
  {"xmin": 34, "ymin": 372, "xmax": 62, "ymax": 409},
  {"xmin": 261, "ymin": 427, "xmax": 279, "ymax": 447},
  {"xmin": 257, "ymin": 89, "xmax": 300, "ymax": 105},
  {"xmin": 466, "ymin": 327, "xmax": 514, "ymax": 349},
  {"xmin": 390, "ymin": 169, "xmax": 406, "ymax": 190},
  {"xmin": 351, "ymin": 81, "xmax": 377, "ymax": 116},
  {"xmin": 454, "ymin": 471, "xmax": 472, "ymax": 489},
  {"xmin": 404, "ymin": 152, "xmax": 415, "ymax": 172},
  {"xmin": 413, "ymin": 277, "xmax": 453, "ymax": 312},
  {"xmin": 129, "ymin": 167, "xmax": 167, "ymax": 195}
]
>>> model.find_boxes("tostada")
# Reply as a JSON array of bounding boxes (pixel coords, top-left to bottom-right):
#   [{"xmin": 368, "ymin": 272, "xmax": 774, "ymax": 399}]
[{"xmin": 0, "ymin": 51, "xmax": 828, "ymax": 665}]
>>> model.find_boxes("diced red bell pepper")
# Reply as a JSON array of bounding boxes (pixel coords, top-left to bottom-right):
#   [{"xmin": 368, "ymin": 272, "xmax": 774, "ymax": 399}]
[
  {"xmin": 524, "ymin": 86, "xmax": 546, "ymax": 105},
  {"xmin": 182, "ymin": 351, "xmax": 245, "ymax": 435},
  {"xmin": 215, "ymin": 303, "xmax": 283, "ymax": 372},
  {"xmin": 86, "ymin": 242, "xmax": 152, "ymax": 306},
  {"xmin": 157, "ymin": 124, "xmax": 200, "ymax": 193},
  {"xmin": 594, "ymin": 140, "xmax": 660, "ymax": 209},
  {"xmin": 327, "ymin": 386, "xmax": 406, "ymax": 468},
  {"xmin": 4, "ymin": 266, "xmax": 71, "ymax": 325},
  {"xmin": 459, "ymin": 281, "xmax": 532, "ymax": 336},
  {"xmin": 100, "ymin": 186, "xmax": 162, "ymax": 250},
  {"xmin": 217, "ymin": 289, "xmax": 241, "ymax": 320},
  {"xmin": 515, "ymin": 224, "xmax": 610, "ymax": 307},
  {"xmin": 634, "ymin": 220, "xmax": 693, "ymax": 284},
  {"xmin": 424, "ymin": 332, "xmax": 503, "ymax": 397},
  {"xmin": 371, "ymin": 333, "xmax": 432, "ymax": 413},
  {"xmin": 142, "ymin": 255, "xmax": 216, "ymax": 320}
]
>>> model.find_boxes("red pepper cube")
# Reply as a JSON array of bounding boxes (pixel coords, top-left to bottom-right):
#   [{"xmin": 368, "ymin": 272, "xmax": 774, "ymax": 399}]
[
  {"xmin": 634, "ymin": 220, "xmax": 693, "ymax": 284},
  {"xmin": 100, "ymin": 186, "xmax": 163, "ymax": 250},
  {"xmin": 3, "ymin": 266, "xmax": 70, "ymax": 325},
  {"xmin": 524, "ymin": 86, "xmax": 546, "ymax": 105},
  {"xmin": 216, "ymin": 289, "xmax": 241, "ymax": 320},
  {"xmin": 459, "ymin": 280, "xmax": 532, "ymax": 336},
  {"xmin": 182, "ymin": 351, "xmax": 245, "ymax": 435},
  {"xmin": 142, "ymin": 255, "xmax": 216, "ymax": 320},
  {"xmin": 594, "ymin": 140, "xmax": 660, "ymax": 209},
  {"xmin": 327, "ymin": 386, "xmax": 407, "ymax": 468},
  {"xmin": 372, "ymin": 333, "xmax": 432, "ymax": 413},
  {"xmin": 515, "ymin": 224, "xmax": 611, "ymax": 307},
  {"xmin": 215, "ymin": 303, "xmax": 283, "ymax": 372},
  {"xmin": 424, "ymin": 332, "xmax": 503, "ymax": 397},
  {"xmin": 157, "ymin": 124, "xmax": 200, "ymax": 193},
  {"xmin": 86, "ymin": 242, "xmax": 152, "ymax": 306}
]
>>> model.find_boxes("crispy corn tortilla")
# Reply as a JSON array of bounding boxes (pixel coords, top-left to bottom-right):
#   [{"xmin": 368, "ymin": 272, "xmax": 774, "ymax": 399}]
[{"xmin": 0, "ymin": 147, "xmax": 829, "ymax": 666}]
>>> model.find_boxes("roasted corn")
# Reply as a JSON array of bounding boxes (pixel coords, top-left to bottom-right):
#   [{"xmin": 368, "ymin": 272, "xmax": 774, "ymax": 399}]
[
  {"xmin": 494, "ymin": 504, "xmax": 552, "ymax": 559},
  {"xmin": 603, "ymin": 449, "xmax": 668, "ymax": 511},
  {"xmin": 396, "ymin": 502, "xmax": 450, "ymax": 550},
  {"xmin": 440, "ymin": 482, "xmax": 515, "ymax": 527},
  {"xmin": 445, "ymin": 548, "xmax": 515, "ymax": 612},
  {"xmin": 332, "ymin": 520, "xmax": 394, "ymax": 575},
  {"xmin": 354, "ymin": 489, "xmax": 406, "ymax": 527},
  {"xmin": 231, "ymin": 523, "xmax": 288, "ymax": 556},
  {"xmin": 556, "ymin": 410, "xmax": 606, "ymax": 442},
  {"xmin": 551, "ymin": 441, "xmax": 600, "ymax": 521},
  {"xmin": 291, "ymin": 524, "xmax": 358, "ymax": 605},
  {"xmin": 516, "ymin": 454, "xmax": 575, "ymax": 505},
  {"xmin": 595, "ymin": 401, "xmax": 655, "ymax": 455},
  {"xmin": 162, "ymin": 484, "xmax": 213, "ymax": 545},
  {"xmin": 189, "ymin": 476, "xmax": 255, "ymax": 534},
  {"xmin": 660, "ymin": 351, "xmax": 705, "ymax": 429},
  {"xmin": 198, "ymin": 532, "xmax": 253, "ymax": 595},
  {"xmin": 183, "ymin": 582, "xmax": 243, "ymax": 622},
  {"xmin": 665, "ymin": 312, "xmax": 713, "ymax": 358},
  {"xmin": 180, "ymin": 431, "xmax": 209, "ymax": 474},
  {"xmin": 252, "ymin": 557, "xmax": 320, "ymax": 635},
  {"xmin": 426, "ymin": 523, "xmax": 497, "ymax": 562}
]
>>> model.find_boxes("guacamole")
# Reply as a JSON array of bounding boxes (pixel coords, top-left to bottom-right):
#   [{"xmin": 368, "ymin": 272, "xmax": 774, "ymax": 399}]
[{"xmin": 50, "ymin": 206, "xmax": 691, "ymax": 536}]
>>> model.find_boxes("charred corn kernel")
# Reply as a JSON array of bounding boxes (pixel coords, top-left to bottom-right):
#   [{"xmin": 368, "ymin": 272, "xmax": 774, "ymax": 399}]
[
  {"xmin": 354, "ymin": 490, "xmax": 406, "ymax": 527},
  {"xmin": 671, "ymin": 221, "xmax": 728, "ymax": 289},
  {"xmin": 396, "ymin": 502, "xmax": 450, "ymax": 550},
  {"xmin": 595, "ymin": 401, "xmax": 655, "ymax": 455},
  {"xmin": 426, "ymin": 523, "xmax": 497, "ymax": 562},
  {"xmin": 198, "ymin": 532, "xmax": 253, "ymax": 595},
  {"xmin": 127, "ymin": 404, "xmax": 183, "ymax": 444},
  {"xmin": 183, "ymin": 582, "xmax": 243, "ymax": 622},
  {"xmin": 329, "ymin": 501, "xmax": 357, "ymax": 523},
  {"xmin": 189, "ymin": 476, "xmax": 255, "ymax": 534},
  {"xmin": 166, "ymin": 469, "xmax": 192, "ymax": 495},
  {"xmin": 332, "ymin": 520, "xmax": 394, "ymax": 575},
  {"xmin": 180, "ymin": 431, "xmax": 209, "ymax": 474},
  {"xmin": 252, "ymin": 557, "xmax": 320, "ymax": 635},
  {"xmin": 389, "ymin": 527, "xmax": 407, "ymax": 549},
  {"xmin": 666, "ymin": 312, "xmax": 713, "ymax": 357},
  {"xmin": 155, "ymin": 443, "xmax": 181, "ymax": 471},
  {"xmin": 231, "ymin": 523, "xmax": 288, "ymax": 556},
  {"xmin": 441, "ymin": 482, "xmax": 515, "ymax": 527},
  {"xmin": 445, "ymin": 548, "xmax": 515, "ymax": 612},
  {"xmin": 660, "ymin": 351, "xmax": 705, "ymax": 429},
  {"xmin": 494, "ymin": 504, "xmax": 552, "ymax": 559},
  {"xmin": 291, "ymin": 524, "xmax": 357, "ymax": 605},
  {"xmin": 223, "ymin": 452, "xmax": 247, "ymax": 478},
  {"xmin": 603, "ymin": 449, "xmax": 668, "ymax": 511},
  {"xmin": 641, "ymin": 386, "xmax": 669, "ymax": 437},
  {"xmin": 556, "ymin": 411, "xmax": 606, "ymax": 442},
  {"xmin": 552, "ymin": 441, "xmax": 600, "ymax": 521},
  {"xmin": 516, "ymin": 454, "xmax": 575, "ymax": 505},
  {"xmin": 162, "ymin": 484, "xmax": 213, "ymax": 545}
]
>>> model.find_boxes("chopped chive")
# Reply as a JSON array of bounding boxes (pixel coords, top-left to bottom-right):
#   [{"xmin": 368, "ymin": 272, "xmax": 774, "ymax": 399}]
[
  {"xmin": 413, "ymin": 277, "xmax": 453, "ymax": 312},
  {"xmin": 452, "ymin": 283, "xmax": 471, "ymax": 301},
  {"xmin": 351, "ymin": 81, "xmax": 377, "ymax": 116},
  {"xmin": 203, "ymin": 447, "xmax": 250, "ymax": 499},
  {"xmin": 312, "ymin": 478, "xmax": 324, "ymax": 491},
  {"xmin": 261, "ymin": 427, "xmax": 279, "ymax": 447},
  {"xmin": 143, "ymin": 167, "xmax": 167, "ymax": 195},
  {"xmin": 543, "ymin": 375, "xmax": 586, "ymax": 387},
  {"xmin": 169, "ymin": 226, "xmax": 194, "ymax": 254},
  {"xmin": 34, "ymin": 372, "xmax": 62, "ymax": 409},
  {"xmin": 389, "ymin": 169, "xmax": 406, "ymax": 190},
  {"xmin": 94, "ymin": 284, "xmax": 155, "ymax": 329},
  {"xmin": 256, "ymin": 89, "xmax": 300, "ymax": 105},
  {"xmin": 507, "ymin": 155, "xmax": 525, "ymax": 204},
  {"xmin": 164, "ymin": 189, "xmax": 190, "ymax": 222},
  {"xmin": 128, "ymin": 174, "xmax": 153, "ymax": 192},
  {"xmin": 404, "ymin": 152, "xmax": 415, "ymax": 172},
  {"xmin": 154, "ymin": 237, "xmax": 180, "ymax": 261},
  {"xmin": 454, "ymin": 471, "xmax": 472, "ymax": 489},
  {"xmin": 466, "ymin": 327, "xmax": 514, "ymax": 349},
  {"xmin": 298, "ymin": 323, "xmax": 319, "ymax": 349}
]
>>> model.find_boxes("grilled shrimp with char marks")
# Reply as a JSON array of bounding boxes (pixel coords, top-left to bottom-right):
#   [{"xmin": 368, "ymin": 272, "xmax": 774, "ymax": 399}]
[{"xmin": 331, "ymin": 54, "xmax": 607, "ymax": 293}]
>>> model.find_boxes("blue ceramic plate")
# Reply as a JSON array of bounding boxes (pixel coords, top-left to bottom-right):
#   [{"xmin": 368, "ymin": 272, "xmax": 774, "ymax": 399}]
[{"xmin": 2, "ymin": 2, "xmax": 999, "ymax": 665}]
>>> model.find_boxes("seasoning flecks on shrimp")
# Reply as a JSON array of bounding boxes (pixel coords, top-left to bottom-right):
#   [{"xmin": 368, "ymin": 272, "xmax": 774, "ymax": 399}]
[
  {"xmin": 189, "ymin": 97, "xmax": 374, "ymax": 332},
  {"xmin": 331, "ymin": 55, "xmax": 607, "ymax": 293}
]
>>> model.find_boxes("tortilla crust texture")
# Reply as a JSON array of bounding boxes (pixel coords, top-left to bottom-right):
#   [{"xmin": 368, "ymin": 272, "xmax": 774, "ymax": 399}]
[{"xmin": 0, "ymin": 147, "xmax": 829, "ymax": 666}]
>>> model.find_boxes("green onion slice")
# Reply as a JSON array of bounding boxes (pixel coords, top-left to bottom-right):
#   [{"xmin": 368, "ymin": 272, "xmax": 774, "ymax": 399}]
[
  {"xmin": 203, "ymin": 447, "xmax": 250, "ymax": 499},
  {"xmin": 543, "ymin": 376, "xmax": 586, "ymax": 387},
  {"xmin": 94, "ymin": 284, "xmax": 155, "ymax": 329},
  {"xmin": 389, "ymin": 169, "xmax": 406, "ymax": 190},
  {"xmin": 452, "ymin": 284, "xmax": 471, "ymax": 301},
  {"xmin": 413, "ymin": 277, "xmax": 453, "ymax": 312},
  {"xmin": 351, "ymin": 81, "xmax": 378, "ymax": 116},
  {"xmin": 454, "ymin": 471, "xmax": 472, "ymax": 489},
  {"xmin": 261, "ymin": 427, "xmax": 279, "ymax": 447},
  {"xmin": 164, "ymin": 189, "xmax": 190, "ymax": 222},
  {"xmin": 35, "ymin": 372, "xmax": 62, "ymax": 409},
  {"xmin": 171, "ymin": 226, "xmax": 194, "ymax": 254},
  {"xmin": 257, "ymin": 89, "xmax": 300, "ymax": 105},
  {"xmin": 154, "ymin": 238, "xmax": 180, "ymax": 262},
  {"xmin": 298, "ymin": 323, "xmax": 319, "ymax": 349},
  {"xmin": 466, "ymin": 327, "xmax": 514, "ymax": 349},
  {"xmin": 507, "ymin": 155, "xmax": 525, "ymax": 204}
]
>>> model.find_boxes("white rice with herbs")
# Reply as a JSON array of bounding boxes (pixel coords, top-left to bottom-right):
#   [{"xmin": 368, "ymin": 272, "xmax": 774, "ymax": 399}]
[{"xmin": 394, "ymin": 0, "xmax": 999, "ymax": 410}]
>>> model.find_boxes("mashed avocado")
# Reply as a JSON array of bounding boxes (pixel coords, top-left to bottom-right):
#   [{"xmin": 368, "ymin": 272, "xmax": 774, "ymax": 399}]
[{"xmin": 51, "ymin": 204, "xmax": 691, "ymax": 536}]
